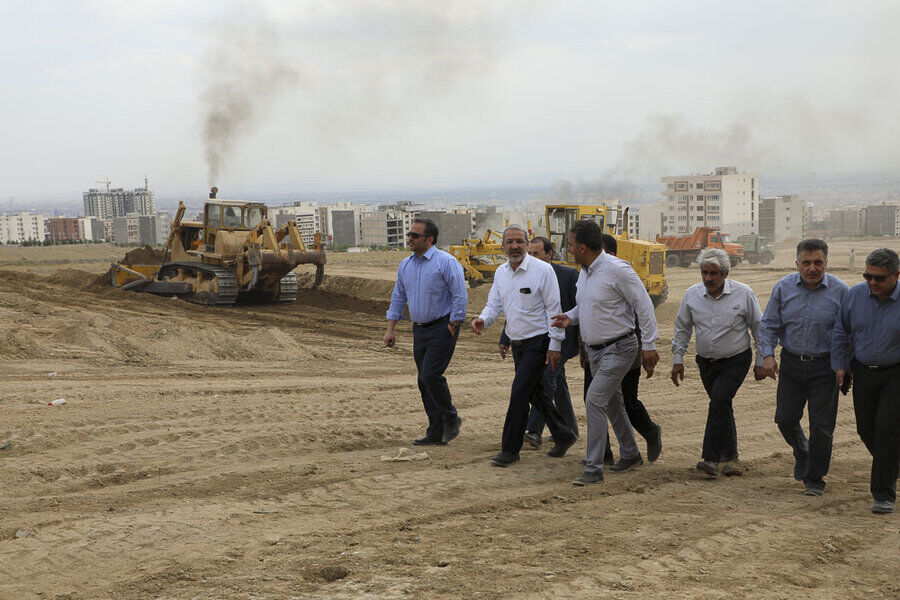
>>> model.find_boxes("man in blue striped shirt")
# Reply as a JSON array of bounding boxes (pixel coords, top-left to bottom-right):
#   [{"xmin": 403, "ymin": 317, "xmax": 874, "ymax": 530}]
[
  {"xmin": 384, "ymin": 217, "xmax": 468, "ymax": 446},
  {"xmin": 759, "ymin": 238, "xmax": 849, "ymax": 497},
  {"xmin": 832, "ymin": 247, "xmax": 900, "ymax": 515}
]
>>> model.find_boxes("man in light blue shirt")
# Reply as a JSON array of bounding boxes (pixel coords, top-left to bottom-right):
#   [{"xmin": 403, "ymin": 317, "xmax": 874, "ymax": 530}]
[
  {"xmin": 832, "ymin": 247, "xmax": 900, "ymax": 514},
  {"xmin": 759, "ymin": 238, "xmax": 849, "ymax": 496},
  {"xmin": 384, "ymin": 218, "xmax": 468, "ymax": 446}
]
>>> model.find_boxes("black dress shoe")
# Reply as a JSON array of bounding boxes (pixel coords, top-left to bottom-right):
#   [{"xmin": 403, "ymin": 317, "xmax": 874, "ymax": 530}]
[
  {"xmin": 490, "ymin": 451, "xmax": 520, "ymax": 467},
  {"xmin": 608, "ymin": 454, "xmax": 644, "ymax": 473},
  {"xmin": 547, "ymin": 435, "xmax": 577, "ymax": 458},
  {"xmin": 442, "ymin": 416, "xmax": 462, "ymax": 444},
  {"xmin": 523, "ymin": 432, "xmax": 542, "ymax": 448},
  {"xmin": 413, "ymin": 436, "xmax": 446, "ymax": 446},
  {"xmin": 647, "ymin": 424, "xmax": 662, "ymax": 463}
]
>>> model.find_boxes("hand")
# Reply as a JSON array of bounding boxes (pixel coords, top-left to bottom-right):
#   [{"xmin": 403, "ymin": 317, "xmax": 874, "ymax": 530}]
[
  {"xmin": 546, "ymin": 350, "xmax": 561, "ymax": 371},
  {"xmin": 642, "ymin": 350, "xmax": 659, "ymax": 378},
  {"xmin": 579, "ymin": 348, "xmax": 588, "ymax": 369},
  {"xmin": 551, "ymin": 313, "xmax": 571, "ymax": 329},
  {"xmin": 753, "ymin": 366, "xmax": 766, "ymax": 381},
  {"xmin": 671, "ymin": 364, "xmax": 685, "ymax": 387},
  {"xmin": 836, "ymin": 369, "xmax": 852, "ymax": 395},
  {"xmin": 383, "ymin": 329, "xmax": 396, "ymax": 348},
  {"xmin": 757, "ymin": 356, "xmax": 778, "ymax": 381},
  {"xmin": 471, "ymin": 318, "xmax": 485, "ymax": 335},
  {"xmin": 499, "ymin": 344, "xmax": 509, "ymax": 359},
  {"xmin": 448, "ymin": 321, "xmax": 460, "ymax": 336}
]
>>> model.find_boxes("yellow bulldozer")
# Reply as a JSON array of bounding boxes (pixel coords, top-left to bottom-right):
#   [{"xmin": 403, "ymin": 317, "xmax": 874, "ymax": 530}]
[
  {"xmin": 110, "ymin": 188, "xmax": 326, "ymax": 306},
  {"xmin": 447, "ymin": 229, "xmax": 506, "ymax": 288},
  {"xmin": 545, "ymin": 204, "xmax": 668, "ymax": 306}
]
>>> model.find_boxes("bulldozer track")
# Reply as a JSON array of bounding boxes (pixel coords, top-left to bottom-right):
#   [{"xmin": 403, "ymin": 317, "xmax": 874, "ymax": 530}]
[
  {"xmin": 276, "ymin": 272, "xmax": 298, "ymax": 304},
  {"xmin": 158, "ymin": 262, "xmax": 238, "ymax": 306}
]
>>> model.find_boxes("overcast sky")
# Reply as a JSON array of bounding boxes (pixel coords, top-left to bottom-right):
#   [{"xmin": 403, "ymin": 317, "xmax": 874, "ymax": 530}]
[{"xmin": 2, "ymin": 0, "xmax": 899, "ymax": 200}]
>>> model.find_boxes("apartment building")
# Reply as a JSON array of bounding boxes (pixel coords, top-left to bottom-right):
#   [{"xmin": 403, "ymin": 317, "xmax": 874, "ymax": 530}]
[
  {"xmin": 863, "ymin": 204, "xmax": 899, "ymax": 237},
  {"xmin": 46, "ymin": 217, "xmax": 85, "ymax": 242},
  {"xmin": 758, "ymin": 194, "xmax": 803, "ymax": 243},
  {"xmin": 270, "ymin": 202, "xmax": 321, "ymax": 247},
  {"xmin": 83, "ymin": 178, "xmax": 156, "ymax": 219},
  {"xmin": 660, "ymin": 167, "xmax": 759, "ymax": 236},
  {"xmin": 0, "ymin": 212, "xmax": 46, "ymax": 244},
  {"xmin": 828, "ymin": 207, "xmax": 865, "ymax": 238}
]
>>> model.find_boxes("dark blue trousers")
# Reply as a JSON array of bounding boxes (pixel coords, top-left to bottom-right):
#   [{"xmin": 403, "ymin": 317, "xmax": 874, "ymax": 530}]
[
  {"xmin": 503, "ymin": 334, "xmax": 577, "ymax": 454},
  {"xmin": 696, "ymin": 348, "xmax": 752, "ymax": 463},
  {"xmin": 524, "ymin": 358, "xmax": 579, "ymax": 438},
  {"xmin": 851, "ymin": 360, "xmax": 900, "ymax": 503},
  {"xmin": 775, "ymin": 350, "xmax": 839, "ymax": 489},
  {"xmin": 413, "ymin": 320, "xmax": 459, "ymax": 439}
]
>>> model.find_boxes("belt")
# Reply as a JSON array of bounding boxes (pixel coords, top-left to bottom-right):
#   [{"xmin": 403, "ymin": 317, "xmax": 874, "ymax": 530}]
[
  {"xmin": 784, "ymin": 350, "xmax": 830, "ymax": 362},
  {"xmin": 413, "ymin": 314, "xmax": 450, "ymax": 328},
  {"xmin": 511, "ymin": 333, "xmax": 548, "ymax": 347},
  {"xmin": 853, "ymin": 358, "xmax": 900, "ymax": 371},
  {"xmin": 588, "ymin": 330, "xmax": 636, "ymax": 352}
]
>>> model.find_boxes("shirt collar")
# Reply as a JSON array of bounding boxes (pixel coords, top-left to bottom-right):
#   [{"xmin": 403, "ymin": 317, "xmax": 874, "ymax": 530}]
[
  {"xmin": 418, "ymin": 245, "xmax": 436, "ymax": 260},
  {"xmin": 586, "ymin": 250, "xmax": 607, "ymax": 274},
  {"xmin": 703, "ymin": 278, "xmax": 734, "ymax": 298},
  {"xmin": 890, "ymin": 281, "xmax": 900, "ymax": 302},
  {"xmin": 515, "ymin": 252, "xmax": 531, "ymax": 271}
]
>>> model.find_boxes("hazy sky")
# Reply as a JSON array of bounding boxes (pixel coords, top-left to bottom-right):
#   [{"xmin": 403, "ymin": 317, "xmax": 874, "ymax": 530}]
[{"xmin": 2, "ymin": 1, "xmax": 899, "ymax": 200}]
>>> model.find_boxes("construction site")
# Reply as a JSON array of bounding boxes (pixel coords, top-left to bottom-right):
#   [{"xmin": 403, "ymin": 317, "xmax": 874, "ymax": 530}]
[{"xmin": 0, "ymin": 235, "xmax": 897, "ymax": 599}]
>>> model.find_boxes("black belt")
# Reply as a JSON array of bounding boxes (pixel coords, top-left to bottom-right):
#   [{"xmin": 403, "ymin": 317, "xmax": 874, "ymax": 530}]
[
  {"xmin": 853, "ymin": 358, "xmax": 900, "ymax": 371},
  {"xmin": 413, "ymin": 314, "xmax": 450, "ymax": 328},
  {"xmin": 588, "ymin": 330, "xmax": 636, "ymax": 351},
  {"xmin": 784, "ymin": 350, "xmax": 830, "ymax": 362},
  {"xmin": 511, "ymin": 333, "xmax": 548, "ymax": 347}
]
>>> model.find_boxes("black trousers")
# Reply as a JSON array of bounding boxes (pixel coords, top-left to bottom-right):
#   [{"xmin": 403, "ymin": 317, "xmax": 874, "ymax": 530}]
[
  {"xmin": 503, "ymin": 334, "xmax": 577, "ymax": 454},
  {"xmin": 775, "ymin": 350, "xmax": 839, "ymax": 488},
  {"xmin": 413, "ymin": 318, "xmax": 459, "ymax": 439},
  {"xmin": 851, "ymin": 360, "xmax": 900, "ymax": 503},
  {"xmin": 696, "ymin": 348, "xmax": 752, "ymax": 463},
  {"xmin": 584, "ymin": 363, "xmax": 657, "ymax": 457}
]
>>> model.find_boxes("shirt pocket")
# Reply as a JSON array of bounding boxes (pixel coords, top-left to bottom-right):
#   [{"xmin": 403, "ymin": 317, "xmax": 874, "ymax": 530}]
[{"xmin": 517, "ymin": 288, "xmax": 544, "ymax": 313}]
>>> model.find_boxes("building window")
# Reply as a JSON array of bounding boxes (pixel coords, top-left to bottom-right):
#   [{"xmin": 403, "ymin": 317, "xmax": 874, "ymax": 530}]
[
  {"xmin": 705, "ymin": 181, "xmax": 721, "ymax": 191},
  {"xmin": 675, "ymin": 181, "xmax": 688, "ymax": 191},
  {"xmin": 696, "ymin": 183, "xmax": 704, "ymax": 190}
]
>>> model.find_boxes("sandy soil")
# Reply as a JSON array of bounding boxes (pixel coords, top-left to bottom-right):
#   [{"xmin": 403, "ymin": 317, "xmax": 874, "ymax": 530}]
[{"xmin": 1, "ymin": 239, "xmax": 898, "ymax": 599}]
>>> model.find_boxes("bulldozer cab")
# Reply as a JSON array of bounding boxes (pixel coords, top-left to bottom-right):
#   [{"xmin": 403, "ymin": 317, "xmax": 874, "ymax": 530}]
[
  {"xmin": 203, "ymin": 201, "xmax": 268, "ymax": 250},
  {"xmin": 546, "ymin": 205, "xmax": 614, "ymax": 263}
]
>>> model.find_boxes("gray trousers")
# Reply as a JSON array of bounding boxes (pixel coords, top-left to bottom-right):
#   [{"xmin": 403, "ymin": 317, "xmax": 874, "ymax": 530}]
[{"xmin": 584, "ymin": 335, "xmax": 640, "ymax": 473}]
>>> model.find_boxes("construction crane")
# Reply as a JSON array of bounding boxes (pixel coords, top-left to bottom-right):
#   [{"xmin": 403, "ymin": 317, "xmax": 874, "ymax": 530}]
[{"xmin": 95, "ymin": 179, "xmax": 111, "ymax": 192}]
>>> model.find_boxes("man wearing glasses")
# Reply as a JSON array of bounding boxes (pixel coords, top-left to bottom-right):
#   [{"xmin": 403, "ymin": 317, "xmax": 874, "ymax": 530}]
[
  {"xmin": 832, "ymin": 247, "xmax": 900, "ymax": 515},
  {"xmin": 384, "ymin": 218, "xmax": 468, "ymax": 446},
  {"xmin": 758, "ymin": 238, "xmax": 849, "ymax": 497},
  {"xmin": 670, "ymin": 248, "xmax": 764, "ymax": 479},
  {"xmin": 472, "ymin": 226, "xmax": 578, "ymax": 467}
]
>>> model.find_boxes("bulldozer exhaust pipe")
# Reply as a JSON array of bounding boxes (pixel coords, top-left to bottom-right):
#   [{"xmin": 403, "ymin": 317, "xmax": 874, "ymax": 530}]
[{"xmin": 209, "ymin": 186, "xmax": 218, "ymax": 199}]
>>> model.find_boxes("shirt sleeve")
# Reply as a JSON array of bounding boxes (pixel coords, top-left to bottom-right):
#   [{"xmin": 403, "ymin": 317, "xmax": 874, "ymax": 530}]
[
  {"xmin": 830, "ymin": 291, "xmax": 853, "ymax": 371},
  {"xmin": 615, "ymin": 264, "xmax": 658, "ymax": 351},
  {"xmin": 479, "ymin": 276, "xmax": 503, "ymax": 327},
  {"xmin": 386, "ymin": 261, "xmax": 408, "ymax": 322},
  {"xmin": 671, "ymin": 291, "xmax": 694, "ymax": 365},
  {"xmin": 746, "ymin": 286, "xmax": 765, "ymax": 367},
  {"xmin": 759, "ymin": 280, "xmax": 782, "ymax": 358},
  {"xmin": 444, "ymin": 257, "xmax": 469, "ymax": 322},
  {"xmin": 542, "ymin": 266, "xmax": 564, "ymax": 352}
]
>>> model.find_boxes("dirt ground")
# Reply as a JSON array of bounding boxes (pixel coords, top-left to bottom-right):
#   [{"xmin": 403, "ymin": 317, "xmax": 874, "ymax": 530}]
[{"xmin": 1, "ymin": 239, "xmax": 898, "ymax": 599}]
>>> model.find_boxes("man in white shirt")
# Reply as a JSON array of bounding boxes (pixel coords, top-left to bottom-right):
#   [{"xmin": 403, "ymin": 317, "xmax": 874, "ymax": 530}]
[
  {"xmin": 671, "ymin": 248, "xmax": 764, "ymax": 478},
  {"xmin": 472, "ymin": 226, "xmax": 579, "ymax": 467},
  {"xmin": 551, "ymin": 220, "xmax": 660, "ymax": 486}
]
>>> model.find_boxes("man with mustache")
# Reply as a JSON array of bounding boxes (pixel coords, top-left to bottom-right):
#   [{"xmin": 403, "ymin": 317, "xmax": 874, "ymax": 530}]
[
  {"xmin": 671, "ymin": 248, "xmax": 764, "ymax": 478},
  {"xmin": 472, "ymin": 225, "xmax": 578, "ymax": 467},
  {"xmin": 832, "ymin": 247, "xmax": 900, "ymax": 515},
  {"xmin": 758, "ymin": 238, "xmax": 849, "ymax": 497}
]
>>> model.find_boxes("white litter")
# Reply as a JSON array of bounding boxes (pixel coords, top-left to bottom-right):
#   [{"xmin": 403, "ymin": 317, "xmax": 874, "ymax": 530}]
[{"xmin": 380, "ymin": 447, "xmax": 429, "ymax": 462}]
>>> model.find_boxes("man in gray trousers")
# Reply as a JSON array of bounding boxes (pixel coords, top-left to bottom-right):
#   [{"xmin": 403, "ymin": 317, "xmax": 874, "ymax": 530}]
[{"xmin": 552, "ymin": 220, "xmax": 660, "ymax": 485}]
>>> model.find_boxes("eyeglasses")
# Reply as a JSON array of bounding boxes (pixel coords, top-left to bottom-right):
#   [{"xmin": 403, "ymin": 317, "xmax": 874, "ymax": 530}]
[
  {"xmin": 863, "ymin": 272, "xmax": 889, "ymax": 282},
  {"xmin": 406, "ymin": 232, "xmax": 423, "ymax": 239}
]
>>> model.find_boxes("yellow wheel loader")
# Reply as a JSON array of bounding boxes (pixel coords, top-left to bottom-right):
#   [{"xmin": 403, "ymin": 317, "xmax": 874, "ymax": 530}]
[{"xmin": 110, "ymin": 188, "xmax": 325, "ymax": 306}]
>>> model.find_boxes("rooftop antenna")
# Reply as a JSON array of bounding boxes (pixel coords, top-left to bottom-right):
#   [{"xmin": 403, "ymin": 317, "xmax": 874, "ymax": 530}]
[{"xmin": 144, "ymin": 175, "xmax": 149, "ymax": 190}]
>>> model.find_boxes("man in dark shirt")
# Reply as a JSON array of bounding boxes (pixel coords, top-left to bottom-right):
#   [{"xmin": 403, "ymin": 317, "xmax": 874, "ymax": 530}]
[{"xmin": 832, "ymin": 247, "xmax": 900, "ymax": 514}]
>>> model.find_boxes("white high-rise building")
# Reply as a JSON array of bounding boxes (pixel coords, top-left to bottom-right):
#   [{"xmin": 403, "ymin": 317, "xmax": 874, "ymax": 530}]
[
  {"xmin": 83, "ymin": 178, "xmax": 156, "ymax": 219},
  {"xmin": 660, "ymin": 167, "xmax": 758, "ymax": 237},
  {"xmin": 0, "ymin": 212, "xmax": 46, "ymax": 244},
  {"xmin": 759, "ymin": 194, "xmax": 803, "ymax": 242},
  {"xmin": 270, "ymin": 202, "xmax": 321, "ymax": 247}
]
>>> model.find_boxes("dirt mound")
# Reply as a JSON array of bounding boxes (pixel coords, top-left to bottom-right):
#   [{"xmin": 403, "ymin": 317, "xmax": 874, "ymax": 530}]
[
  {"xmin": 122, "ymin": 246, "xmax": 165, "ymax": 265},
  {"xmin": 296, "ymin": 273, "xmax": 396, "ymax": 301}
]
